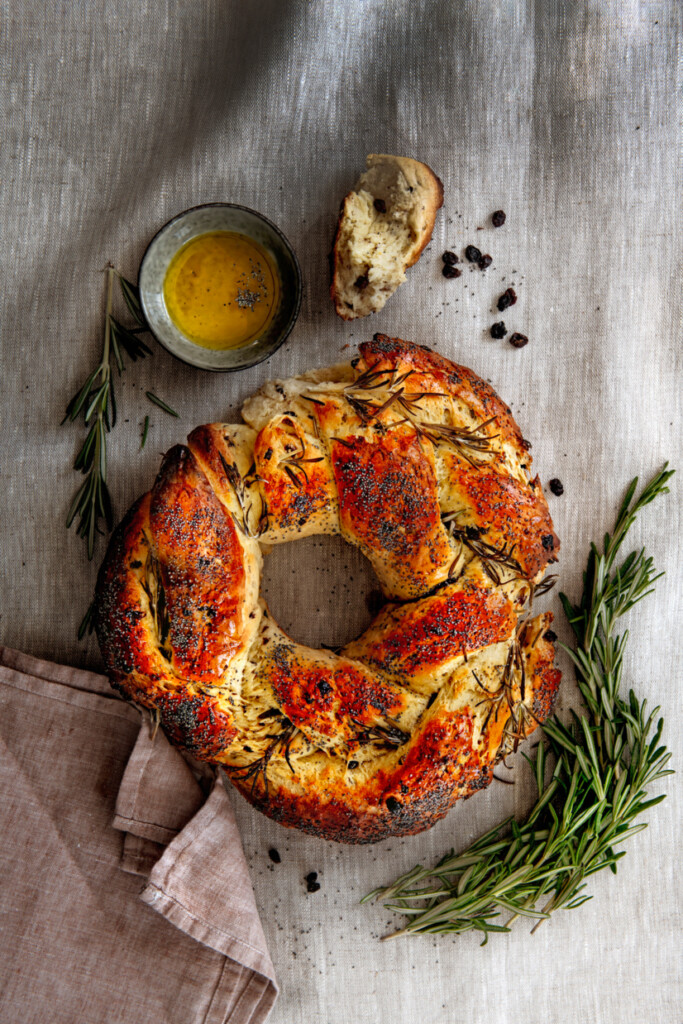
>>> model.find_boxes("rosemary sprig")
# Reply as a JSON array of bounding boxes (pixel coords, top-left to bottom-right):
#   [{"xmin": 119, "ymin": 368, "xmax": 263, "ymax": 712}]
[
  {"xmin": 444, "ymin": 523, "xmax": 523, "ymax": 585},
  {"xmin": 364, "ymin": 465, "xmax": 674, "ymax": 941},
  {"xmin": 414, "ymin": 418, "xmax": 498, "ymax": 467},
  {"xmin": 345, "ymin": 362, "xmax": 497, "ymax": 466},
  {"xmin": 218, "ymin": 454, "xmax": 269, "ymax": 538},
  {"xmin": 278, "ymin": 436, "xmax": 324, "ymax": 488},
  {"xmin": 473, "ymin": 640, "xmax": 527, "ymax": 748},
  {"xmin": 224, "ymin": 716, "xmax": 299, "ymax": 798},
  {"xmin": 64, "ymin": 268, "xmax": 151, "ymax": 559}
]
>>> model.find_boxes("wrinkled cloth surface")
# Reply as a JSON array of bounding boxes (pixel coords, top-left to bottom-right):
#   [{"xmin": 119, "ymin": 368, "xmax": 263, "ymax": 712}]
[
  {"xmin": 1, "ymin": 1, "xmax": 682, "ymax": 1022},
  {"xmin": 0, "ymin": 647, "xmax": 277, "ymax": 1024}
]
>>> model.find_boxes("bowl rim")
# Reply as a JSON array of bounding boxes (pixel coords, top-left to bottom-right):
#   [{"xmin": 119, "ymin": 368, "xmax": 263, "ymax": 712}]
[{"xmin": 138, "ymin": 202, "xmax": 303, "ymax": 373}]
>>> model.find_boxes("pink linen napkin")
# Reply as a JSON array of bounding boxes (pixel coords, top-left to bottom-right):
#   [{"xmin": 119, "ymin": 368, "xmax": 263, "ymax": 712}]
[{"xmin": 0, "ymin": 646, "xmax": 277, "ymax": 1024}]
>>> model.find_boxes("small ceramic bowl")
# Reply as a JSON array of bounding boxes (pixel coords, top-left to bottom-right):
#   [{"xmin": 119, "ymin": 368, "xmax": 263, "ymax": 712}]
[{"xmin": 139, "ymin": 204, "xmax": 302, "ymax": 372}]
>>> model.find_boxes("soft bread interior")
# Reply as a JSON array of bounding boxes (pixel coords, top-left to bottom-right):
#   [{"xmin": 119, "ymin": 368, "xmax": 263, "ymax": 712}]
[
  {"xmin": 241, "ymin": 363, "xmax": 352, "ymax": 434},
  {"xmin": 332, "ymin": 154, "xmax": 443, "ymax": 320}
]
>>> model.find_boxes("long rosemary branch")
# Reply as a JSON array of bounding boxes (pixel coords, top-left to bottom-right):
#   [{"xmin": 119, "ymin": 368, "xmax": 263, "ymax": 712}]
[
  {"xmin": 64, "ymin": 268, "xmax": 152, "ymax": 559},
  {"xmin": 363, "ymin": 466, "xmax": 674, "ymax": 941}
]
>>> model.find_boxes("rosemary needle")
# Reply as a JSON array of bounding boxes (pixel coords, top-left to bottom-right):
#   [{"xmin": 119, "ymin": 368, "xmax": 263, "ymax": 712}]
[
  {"xmin": 140, "ymin": 415, "xmax": 150, "ymax": 450},
  {"xmin": 77, "ymin": 599, "xmax": 96, "ymax": 640},
  {"xmin": 364, "ymin": 466, "xmax": 674, "ymax": 941},
  {"xmin": 145, "ymin": 391, "xmax": 179, "ymax": 418},
  {"xmin": 117, "ymin": 272, "xmax": 145, "ymax": 324}
]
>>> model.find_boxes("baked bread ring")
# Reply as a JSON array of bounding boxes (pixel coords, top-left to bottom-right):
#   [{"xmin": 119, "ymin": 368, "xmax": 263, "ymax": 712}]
[{"xmin": 95, "ymin": 336, "xmax": 561, "ymax": 843}]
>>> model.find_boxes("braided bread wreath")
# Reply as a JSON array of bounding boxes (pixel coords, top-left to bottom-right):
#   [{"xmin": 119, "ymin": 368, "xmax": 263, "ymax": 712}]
[{"xmin": 95, "ymin": 335, "xmax": 561, "ymax": 844}]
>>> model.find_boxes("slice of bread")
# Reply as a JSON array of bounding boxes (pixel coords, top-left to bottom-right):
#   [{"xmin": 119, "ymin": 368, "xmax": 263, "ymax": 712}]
[{"xmin": 331, "ymin": 154, "xmax": 443, "ymax": 321}]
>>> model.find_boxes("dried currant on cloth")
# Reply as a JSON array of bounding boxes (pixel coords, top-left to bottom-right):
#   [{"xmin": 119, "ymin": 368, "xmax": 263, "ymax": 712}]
[{"xmin": 497, "ymin": 287, "xmax": 517, "ymax": 311}]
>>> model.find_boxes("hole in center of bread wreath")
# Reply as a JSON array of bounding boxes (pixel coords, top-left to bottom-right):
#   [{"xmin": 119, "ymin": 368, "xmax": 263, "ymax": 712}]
[
  {"xmin": 260, "ymin": 534, "xmax": 378, "ymax": 650},
  {"xmin": 94, "ymin": 335, "xmax": 562, "ymax": 844}
]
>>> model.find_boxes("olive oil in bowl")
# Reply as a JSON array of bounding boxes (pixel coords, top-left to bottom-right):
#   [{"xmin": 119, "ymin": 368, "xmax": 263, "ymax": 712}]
[{"xmin": 163, "ymin": 231, "xmax": 280, "ymax": 350}]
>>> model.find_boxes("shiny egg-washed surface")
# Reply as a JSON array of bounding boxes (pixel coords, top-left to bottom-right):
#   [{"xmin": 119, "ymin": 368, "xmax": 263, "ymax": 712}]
[{"xmin": 95, "ymin": 336, "xmax": 561, "ymax": 842}]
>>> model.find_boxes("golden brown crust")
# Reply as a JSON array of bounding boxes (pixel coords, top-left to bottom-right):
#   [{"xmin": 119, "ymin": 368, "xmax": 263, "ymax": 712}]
[
  {"xmin": 236, "ymin": 711, "xmax": 487, "ymax": 845},
  {"xmin": 149, "ymin": 446, "xmax": 248, "ymax": 685},
  {"xmin": 95, "ymin": 338, "xmax": 561, "ymax": 843},
  {"xmin": 358, "ymin": 334, "xmax": 526, "ymax": 455},
  {"xmin": 440, "ymin": 458, "xmax": 559, "ymax": 581},
  {"xmin": 345, "ymin": 578, "xmax": 519, "ymax": 684},
  {"xmin": 95, "ymin": 491, "xmax": 239, "ymax": 759},
  {"xmin": 253, "ymin": 414, "xmax": 337, "ymax": 539},
  {"xmin": 95, "ymin": 493, "xmax": 161, "ymax": 685},
  {"xmin": 330, "ymin": 425, "xmax": 452, "ymax": 599}
]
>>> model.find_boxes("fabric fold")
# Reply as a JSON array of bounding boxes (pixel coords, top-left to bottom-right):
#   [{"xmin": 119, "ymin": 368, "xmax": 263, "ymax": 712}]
[
  {"xmin": 0, "ymin": 646, "xmax": 278, "ymax": 1024},
  {"xmin": 142, "ymin": 779, "xmax": 276, "ymax": 983},
  {"xmin": 112, "ymin": 725, "xmax": 206, "ymax": 847}
]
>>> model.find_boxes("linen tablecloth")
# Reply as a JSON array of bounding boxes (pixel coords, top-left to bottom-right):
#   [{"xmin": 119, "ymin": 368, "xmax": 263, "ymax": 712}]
[{"xmin": 2, "ymin": 2, "xmax": 681, "ymax": 1022}]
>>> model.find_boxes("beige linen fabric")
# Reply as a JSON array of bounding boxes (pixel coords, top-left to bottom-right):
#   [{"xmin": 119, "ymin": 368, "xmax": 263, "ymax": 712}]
[
  {"xmin": 1, "ymin": 1, "xmax": 681, "ymax": 1022},
  {"xmin": 0, "ymin": 647, "xmax": 277, "ymax": 1024}
]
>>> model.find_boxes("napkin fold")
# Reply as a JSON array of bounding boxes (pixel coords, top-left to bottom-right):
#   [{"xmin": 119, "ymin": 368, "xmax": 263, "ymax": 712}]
[{"xmin": 0, "ymin": 646, "xmax": 277, "ymax": 1024}]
